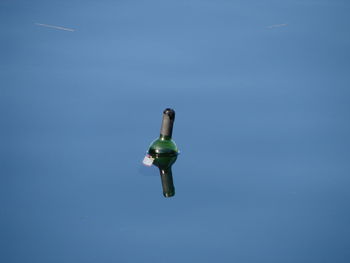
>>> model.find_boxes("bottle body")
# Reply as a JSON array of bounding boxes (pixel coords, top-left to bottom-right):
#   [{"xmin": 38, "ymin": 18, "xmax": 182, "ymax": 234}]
[{"xmin": 148, "ymin": 138, "xmax": 178, "ymax": 165}]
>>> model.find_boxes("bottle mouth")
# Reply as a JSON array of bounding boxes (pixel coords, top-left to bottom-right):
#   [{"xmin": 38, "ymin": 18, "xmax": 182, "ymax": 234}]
[{"xmin": 163, "ymin": 108, "xmax": 175, "ymax": 120}]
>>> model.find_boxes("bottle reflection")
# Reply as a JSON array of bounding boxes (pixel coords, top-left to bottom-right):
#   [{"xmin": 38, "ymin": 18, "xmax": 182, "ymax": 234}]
[
  {"xmin": 153, "ymin": 154, "xmax": 177, "ymax": 197},
  {"xmin": 160, "ymin": 167, "xmax": 175, "ymax": 197}
]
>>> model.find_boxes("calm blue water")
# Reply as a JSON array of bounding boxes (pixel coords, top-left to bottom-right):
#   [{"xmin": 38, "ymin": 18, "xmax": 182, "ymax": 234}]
[{"xmin": 1, "ymin": 1, "xmax": 350, "ymax": 262}]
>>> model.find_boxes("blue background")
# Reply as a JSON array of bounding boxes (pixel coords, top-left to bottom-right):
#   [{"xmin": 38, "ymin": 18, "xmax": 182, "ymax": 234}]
[{"xmin": 1, "ymin": 0, "xmax": 350, "ymax": 262}]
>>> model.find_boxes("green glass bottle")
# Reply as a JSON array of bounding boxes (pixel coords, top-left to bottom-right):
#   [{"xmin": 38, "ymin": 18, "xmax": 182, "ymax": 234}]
[{"xmin": 143, "ymin": 108, "xmax": 179, "ymax": 197}]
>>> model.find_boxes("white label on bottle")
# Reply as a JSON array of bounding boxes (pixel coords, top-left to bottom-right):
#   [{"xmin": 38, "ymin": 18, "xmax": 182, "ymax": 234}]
[{"xmin": 142, "ymin": 154, "xmax": 154, "ymax": 166}]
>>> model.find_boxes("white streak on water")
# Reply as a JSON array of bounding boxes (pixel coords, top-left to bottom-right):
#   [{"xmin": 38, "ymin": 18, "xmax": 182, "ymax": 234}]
[
  {"xmin": 267, "ymin": 23, "xmax": 288, "ymax": 29},
  {"xmin": 35, "ymin": 23, "xmax": 75, "ymax": 32}
]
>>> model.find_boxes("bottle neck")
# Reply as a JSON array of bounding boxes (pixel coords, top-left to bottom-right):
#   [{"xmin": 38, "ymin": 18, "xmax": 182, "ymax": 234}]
[{"xmin": 160, "ymin": 108, "xmax": 175, "ymax": 139}]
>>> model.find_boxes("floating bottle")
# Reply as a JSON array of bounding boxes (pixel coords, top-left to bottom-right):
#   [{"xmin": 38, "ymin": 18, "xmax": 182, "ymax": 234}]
[{"xmin": 143, "ymin": 108, "xmax": 179, "ymax": 197}]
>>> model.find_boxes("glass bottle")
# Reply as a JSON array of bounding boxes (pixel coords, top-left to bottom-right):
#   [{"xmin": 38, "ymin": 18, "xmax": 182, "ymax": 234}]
[{"xmin": 144, "ymin": 108, "xmax": 179, "ymax": 197}]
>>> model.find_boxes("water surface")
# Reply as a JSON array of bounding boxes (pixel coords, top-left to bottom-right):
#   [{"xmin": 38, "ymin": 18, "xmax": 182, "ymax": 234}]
[{"xmin": 1, "ymin": 1, "xmax": 350, "ymax": 262}]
